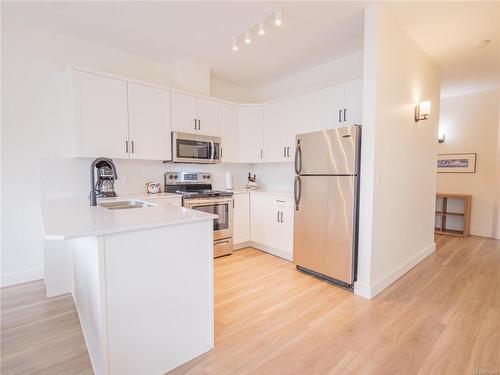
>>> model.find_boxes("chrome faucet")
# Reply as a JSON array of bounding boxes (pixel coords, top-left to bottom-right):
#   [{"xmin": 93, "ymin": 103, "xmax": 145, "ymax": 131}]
[{"xmin": 90, "ymin": 157, "xmax": 118, "ymax": 206}]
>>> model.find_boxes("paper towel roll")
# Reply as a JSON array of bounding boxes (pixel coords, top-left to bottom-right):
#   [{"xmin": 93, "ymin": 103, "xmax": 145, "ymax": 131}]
[{"xmin": 224, "ymin": 171, "xmax": 233, "ymax": 190}]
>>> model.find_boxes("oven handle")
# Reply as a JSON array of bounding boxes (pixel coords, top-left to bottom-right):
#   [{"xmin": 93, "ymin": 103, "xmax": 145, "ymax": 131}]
[
  {"xmin": 185, "ymin": 198, "xmax": 234, "ymax": 207},
  {"xmin": 210, "ymin": 141, "xmax": 215, "ymax": 161}
]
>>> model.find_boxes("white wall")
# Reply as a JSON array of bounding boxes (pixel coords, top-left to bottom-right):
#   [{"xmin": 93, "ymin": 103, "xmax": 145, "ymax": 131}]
[
  {"xmin": 0, "ymin": 19, "xmax": 253, "ymax": 286},
  {"xmin": 437, "ymin": 89, "xmax": 500, "ymax": 238},
  {"xmin": 254, "ymin": 50, "xmax": 363, "ymax": 102},
  {"xmin": 210, "ymin": 75, "xmax": 257, "ymax": 103},
  {"xmin": 497, "ymin": 93, "xmax": 500, "ymax": 238},
  {"xmin": 355, "ymin": 5, "xmax": 441, "ymax": 298},
  {"xmin": 1, "ymin": 16, "xmax": 363, "ymax": 286}
]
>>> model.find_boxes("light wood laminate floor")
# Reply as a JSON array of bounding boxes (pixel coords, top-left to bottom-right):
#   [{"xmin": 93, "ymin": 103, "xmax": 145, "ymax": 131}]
[{"xmin": 1, "ymin": 235, "xmax": 499, "ymax": 374}]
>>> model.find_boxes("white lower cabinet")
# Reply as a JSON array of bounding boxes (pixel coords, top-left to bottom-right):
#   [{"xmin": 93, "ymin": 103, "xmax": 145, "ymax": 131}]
[
  {"xmin": 233, "ymin": 192, "xmax": 250, "ymax": 245},
  {"xmin": 250, "ymin": 193, "xmax": 294, "ymax": 260}
]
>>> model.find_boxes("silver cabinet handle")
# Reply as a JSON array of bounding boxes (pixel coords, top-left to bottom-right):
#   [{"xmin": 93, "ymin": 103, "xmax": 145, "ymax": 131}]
[
  {"xmin": 220, "ymin": 147, "xmax": 223, "ymax": 159},
  {"xmin": 260, "ymin": 149, "xmax": 263, "ymax": 159},
  {"xmin": 194, "ymin": 119, "xmax": 197, "ymax": 130},
  {"xmin": 343, "ymin": 108, "xmax": 347, "ymax": 122},
  {"xmin": 131, "ymin": 140, "xmax": 134, "ymax": 153},
  {"xmin": 125, "ymin": 140, "xmax": 129, "ymax": 153},
  {"xmin": 280, "ymin": 211, "xmax": 283, "ymax": 223},
  {"xmin": 338, "ymin": 109, "xmax": 342, "ymax": 123},
  {"xmin": 286, "ymin": 146, "xmax": 290, "ymax": 157},
  {"xmin": 283, "ymin": 147, "xmax": 286, "ymax": 157},
  {"xmin": 198, "ymin": 119, "xmax": 201, "ymax": 130},
  {"xmin": 277, "ymin": 211, "xmax": 280, "ymax": 222}
]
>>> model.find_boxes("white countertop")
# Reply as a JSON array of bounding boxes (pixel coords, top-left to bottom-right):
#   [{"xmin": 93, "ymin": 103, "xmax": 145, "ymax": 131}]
[{"xmin": 41, "ymin": 196, "xmax": 216, "ymax": 240}]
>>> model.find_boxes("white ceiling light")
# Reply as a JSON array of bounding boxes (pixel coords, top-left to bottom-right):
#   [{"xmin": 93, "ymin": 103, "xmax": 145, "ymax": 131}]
[
  {"xmin": 231, "ymin": 8, "xmax": 283, "ymax": 51},
  {"xmin": 258, "ymin": 21, "xmax": 265, "ymax": 36},
  {"xmin": 274, "ymin": 8, "xmax": 283, "ymax": 26},
  {"xmin": 244, "ymin": 30, "xmax": 251, "ymax": 44}
]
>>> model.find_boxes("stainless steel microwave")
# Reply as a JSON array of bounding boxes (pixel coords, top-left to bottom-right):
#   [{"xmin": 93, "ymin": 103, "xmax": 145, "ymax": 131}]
[{"xmin": 171, "ymin": 132, "xmax": 221, "ymax": 164}]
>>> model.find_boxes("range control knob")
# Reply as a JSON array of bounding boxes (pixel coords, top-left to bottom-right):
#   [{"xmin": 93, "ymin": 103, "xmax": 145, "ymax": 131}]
[
  {"xmin": 174, "ymin": 175, "xmax": 178, "ymax": 179},
  {"xmin": 168, "ymin": 175, "xmax": 173, "ymax": 179}
]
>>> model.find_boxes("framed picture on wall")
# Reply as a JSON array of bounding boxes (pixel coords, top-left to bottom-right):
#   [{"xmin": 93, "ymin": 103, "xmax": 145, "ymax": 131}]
[{"xmin": 437, "ymin": 153, "xmax": 477, "ymax": 173}]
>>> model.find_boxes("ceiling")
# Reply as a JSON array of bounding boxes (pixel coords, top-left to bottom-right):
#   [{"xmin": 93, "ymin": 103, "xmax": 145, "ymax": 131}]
[
  {"xmin": 385, "ymin": 1, "xmax": 500, "ymax": 98},
  {"xmin": 2, "ymin": 1, "xmax": 499, "ymax": 96},
  {"xmin": 1, "ymin": 1, "xmax": 366, "ymax": 88}
]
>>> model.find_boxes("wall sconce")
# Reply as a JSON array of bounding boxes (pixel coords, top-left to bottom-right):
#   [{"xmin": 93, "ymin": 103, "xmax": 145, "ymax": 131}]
[
  {"xmin": 415, "ymin": 101, "xmax": 431, "ymax": 122},
  {"xmin": 438, "ymin": 133, "xmax": 445, "ymax": 143}
]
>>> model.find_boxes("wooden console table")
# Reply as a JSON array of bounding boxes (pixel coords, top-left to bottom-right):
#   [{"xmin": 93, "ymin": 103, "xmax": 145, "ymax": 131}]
[{"xmin": 435, "ymin": 193, "xmax": 471, "ymax": 237}]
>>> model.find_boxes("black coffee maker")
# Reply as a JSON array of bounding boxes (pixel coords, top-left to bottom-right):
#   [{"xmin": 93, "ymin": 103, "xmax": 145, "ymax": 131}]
[{"xmin": 90, "ymin": 158, "xmax": 118, "ymax": 206}]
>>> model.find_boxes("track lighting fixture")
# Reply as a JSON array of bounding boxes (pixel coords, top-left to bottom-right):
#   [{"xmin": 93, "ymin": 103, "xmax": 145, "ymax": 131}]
[
  {"xmin": 244, "ymin": 30, "xmax": 251, "ymax": 44},
  {"xmin": 274, "ymin": 8, "xmax": 283, "ymax": 26},
  {"xmin": 258, "ymin": 21, "xmax": 265, "ymax": 36},
  {"xmin": 231, "ymin": 8, "xmax": 283, "ymax": 51}
]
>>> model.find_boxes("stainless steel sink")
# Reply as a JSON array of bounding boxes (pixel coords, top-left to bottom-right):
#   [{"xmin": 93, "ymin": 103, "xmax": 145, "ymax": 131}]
[{"xmin": 99, "ymin": 200, "xmax": 155, "ymax": 210}]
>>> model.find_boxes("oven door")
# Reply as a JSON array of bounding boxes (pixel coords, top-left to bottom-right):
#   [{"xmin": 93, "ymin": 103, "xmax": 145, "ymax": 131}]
[
  {"xmin": 184, "ymin": 197, "xmax": 233, "ymax": 240},
  {"xmin": 172, "ymin": 132, "xmax": 221, "ymax": 164}
]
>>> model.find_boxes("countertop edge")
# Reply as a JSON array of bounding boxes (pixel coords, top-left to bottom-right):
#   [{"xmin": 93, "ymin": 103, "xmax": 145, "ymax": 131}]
[{"xmin": 44, "ymin": 214, "xmax": 216, "ymax": 241}]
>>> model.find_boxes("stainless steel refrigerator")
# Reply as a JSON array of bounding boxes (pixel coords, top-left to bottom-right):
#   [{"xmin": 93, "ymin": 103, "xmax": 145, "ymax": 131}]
[{"xmin": 293, "ymin": 125, "xmax": 361, "ymax": 288}]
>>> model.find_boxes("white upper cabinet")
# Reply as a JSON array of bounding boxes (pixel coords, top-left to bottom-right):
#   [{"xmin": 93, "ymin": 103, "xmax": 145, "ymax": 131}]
[
  {"xmin": 127, "ymin": 83, "xmax": 171, "ymax": 161},
  {"xmin": 217, "ymin": 103, "xmax": 238, "ymax": 163},
  {"xmin": 292, "ymin": 92, "xmax": 316, "ymax": 136},
  {"xmin": 171, "ymin": 92, "xmax": 218, "ymax": 136},
  {"xmin": 263, "ymin": 100, "xmax": 289, "ymax": 162},
  {"xmin": 171, "ymin": 92, "xmax": 198, "ymax": 133},
  {"xmin": 196, "ymin": 97, "xmax": 218, "ymax": 136},
  {"xmin": 344, "ymin": 78, "xmax": 363, "ymax": 125},
  {"xmin": 315, "ymin": 83, "xmax": 345, "ymax": 130},
  {"xmin": 263, "ymin": 93, "xmax": 315, "ymax": 162},
  {"xmin": 73, "ymin": 68, "xmax": 362, "ymax": 164},
  {"xmin": 238, "ymin": 106, "xmax": 263, "ymax": 163},
  {"xmin": 73, "ymin": 70, "xmax": 129, "ymax": 159},
  {"xmin": 315, "ymin": 78, "xmax": 363, "ymax": 130}
]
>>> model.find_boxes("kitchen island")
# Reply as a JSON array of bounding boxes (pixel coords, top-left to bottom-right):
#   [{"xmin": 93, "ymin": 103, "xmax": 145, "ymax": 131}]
[{"xmin": 40, "ymin": 197, "xmax": 216, "ymax": 375}]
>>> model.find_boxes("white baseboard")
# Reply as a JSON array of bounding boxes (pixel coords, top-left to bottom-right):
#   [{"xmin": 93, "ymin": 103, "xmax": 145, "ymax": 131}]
[
  {"xmin": 233, "ymin": 241, "xmax": 253, "ymax": 250},
  {"xmin": 353, "ymin": 281, "xmax": 371, "ymax": 299},
  {"xmin": 354, "ymin": 242, "xmax": 436, "ymax": 299},
  {"xmin": 234, "ymin": 241, "xmax": 293, "ymax": 261},
  {"xmin": 1, "ymin": 268, "xmax": 44, "ymax": 287},
  {"xmin": 470, "ymin": 228, "xmax": 494, "ymax": 238}
]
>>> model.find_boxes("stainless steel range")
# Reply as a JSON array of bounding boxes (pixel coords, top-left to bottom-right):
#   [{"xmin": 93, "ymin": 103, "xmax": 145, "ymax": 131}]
[{"xmin": 164, "ymin": 172, "xmax": 233, "ymax": 258}]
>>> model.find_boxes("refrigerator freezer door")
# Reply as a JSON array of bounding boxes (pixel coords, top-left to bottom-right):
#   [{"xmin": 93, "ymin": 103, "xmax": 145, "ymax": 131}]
[
  {"xmin": 295, "ymin": 126, "xmax": 359, "ymax": 175},
  {"xmin": 293, "ymin": 175, "xmax": 356, "ymax": 284}
]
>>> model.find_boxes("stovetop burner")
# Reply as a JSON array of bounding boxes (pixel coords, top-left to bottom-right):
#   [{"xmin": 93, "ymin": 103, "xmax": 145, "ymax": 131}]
[{"xmin": 164, "ymin": 172, "xmax": 233, "ymax": 199}]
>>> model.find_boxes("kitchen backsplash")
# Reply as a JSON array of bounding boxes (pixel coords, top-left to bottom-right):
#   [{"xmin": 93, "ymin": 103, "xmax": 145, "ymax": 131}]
[{"xmin": 39, "ymin": 158, "xmax": 294, "ymax": 199}]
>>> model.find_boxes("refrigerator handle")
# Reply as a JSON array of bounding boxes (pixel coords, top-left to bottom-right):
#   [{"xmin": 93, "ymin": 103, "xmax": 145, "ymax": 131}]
[
  {"xmin": 294, "ymin": 176, "xmax": 302, "ymax": 211},
  {"xmin": 294, "ymin": 142, "xmax": 302, "ymax": 174}
]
